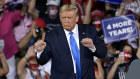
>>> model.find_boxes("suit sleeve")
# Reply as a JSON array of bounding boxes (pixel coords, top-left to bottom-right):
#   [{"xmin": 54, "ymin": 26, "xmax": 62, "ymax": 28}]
[
  {"xmin": 36, "ymin": 39, "xmax": 52, "ymax": 65},
  {"xmin": 91, "ymin": 25, "xmax": 107, "ymax": 58}
]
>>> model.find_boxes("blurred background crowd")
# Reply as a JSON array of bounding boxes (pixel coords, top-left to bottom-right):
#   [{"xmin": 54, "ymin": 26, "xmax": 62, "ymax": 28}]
[{"xmin": 0, "ymin": 0, "xmax": 140, "ymax": 79}]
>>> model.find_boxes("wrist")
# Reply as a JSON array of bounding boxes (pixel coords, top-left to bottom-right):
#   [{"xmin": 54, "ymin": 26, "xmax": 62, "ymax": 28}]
[
  {"xmin": 0, "ymin": 55, "xmax": 4, "ymax": 59},
  {"xmin": 114, "ymin": 62, "xmax": 120, "ymax": 67},
  {"xmin": 96, "ymin": 62, "xmax": 102, "ymax": 66},
  {"xmin": 120, "ymin": 7, "xmax": 125, "ymax": 10},
  {"xmin": 29, "ymin": 31, "xmax": 33, "ymax": 36},
  {"xmin": 24, "ymin": 55, "xmax": 29, "ymax": 60}
]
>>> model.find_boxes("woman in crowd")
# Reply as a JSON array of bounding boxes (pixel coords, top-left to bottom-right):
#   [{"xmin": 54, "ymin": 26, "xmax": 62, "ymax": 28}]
[{"xmin": 107, "ymin": 43, "xmax": 135, "ymax": 79}]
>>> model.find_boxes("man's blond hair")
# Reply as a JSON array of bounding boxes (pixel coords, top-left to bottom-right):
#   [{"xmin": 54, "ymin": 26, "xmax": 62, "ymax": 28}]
[{"xmin": 59, "ymin": 4, "xmax": 78, "ymax": 17}]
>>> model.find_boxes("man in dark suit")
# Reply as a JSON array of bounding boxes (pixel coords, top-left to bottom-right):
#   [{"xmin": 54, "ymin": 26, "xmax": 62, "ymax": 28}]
[{"xmin": 34, "ymin": 4, "xmax": 107, "ymax": 79}]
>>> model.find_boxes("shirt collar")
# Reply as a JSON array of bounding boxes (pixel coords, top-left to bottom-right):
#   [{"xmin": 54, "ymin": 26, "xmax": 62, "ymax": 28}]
[{"xmin": 64, "ymin": 24, "xmax": 78, "ymax": 36}]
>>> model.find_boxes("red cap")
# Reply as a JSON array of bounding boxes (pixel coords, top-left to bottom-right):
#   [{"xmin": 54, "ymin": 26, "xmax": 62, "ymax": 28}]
[
  {"xmin": 29, "ymin": 55, "xmax": 36, "ymax": 60},
  {"xmin": 28, "ymin": 18, "xmax": 46, "ymax": 28},
  {"xmin": 91, "ymin": 10, "xmax": 103, "ymax": 19},
  {"xmin": 125, "ymin": 10, "xmax": 133, "ymax": 15}
]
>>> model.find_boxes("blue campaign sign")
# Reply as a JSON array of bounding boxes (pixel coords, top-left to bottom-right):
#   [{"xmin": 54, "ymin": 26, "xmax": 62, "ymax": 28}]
[
  {"xmin": 96, "ymin": 0, "xmax": 123, "ymax": 4},
  {"xmin": 101, "ymin": 14, "xmax": 138, "ymax": 44}
]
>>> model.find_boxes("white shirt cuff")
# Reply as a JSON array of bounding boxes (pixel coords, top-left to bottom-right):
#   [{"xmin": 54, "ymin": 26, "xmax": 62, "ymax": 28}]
[
  {"xmin": 35, "ymin": 49, "xmax": 43, "ymax": 59},
  {"xmin": 89, "ymin": 46, "xmax": 96, "ymax": 53}
]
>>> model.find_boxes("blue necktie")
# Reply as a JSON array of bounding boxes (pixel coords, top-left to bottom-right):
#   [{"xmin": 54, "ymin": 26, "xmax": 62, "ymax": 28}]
[{"xmin": 69, "ymin": 31, "xmax": 81, "ymax": 79}]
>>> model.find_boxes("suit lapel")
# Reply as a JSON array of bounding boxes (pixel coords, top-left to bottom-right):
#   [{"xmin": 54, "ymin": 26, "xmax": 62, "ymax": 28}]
[
  {"xmin": 78, "ymin": 24, "xmax": 89, "ymax": 77},
  {"xmin": 57, "ymin": 27, "xmax": 71, "ymax": 56},
  {"xmin": 78, "ymin": 24, "xmax": 87, "ymax": 53}
]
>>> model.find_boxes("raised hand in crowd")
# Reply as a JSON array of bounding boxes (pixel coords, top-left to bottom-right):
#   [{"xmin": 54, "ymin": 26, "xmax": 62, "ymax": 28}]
[
  {"xmin": 107, "ymin": 44, "xmax": 134, "ymax": 79},
  {"xmin": 70, "ymin": 0, "xmax": 92, "ymax": 24},
  {"xmin": 116, "ymin": 1, "xmax": 126, "ymax": 16},
  {"xmin": 82, "ymin": 0, "xmax": 92, "ymax": 24},
  {"xmin": 107, "ymin": 55, "xmax": 124, "ymax": 79},
  {"xmin": 17, "ymin": 46, "xmax": 36, "ymax": 79},
  {"xmin": 18, "ymin": 17, "xmax": 46, "ymax": 49},
  {"xmin": 94, "ymin": 57, "xmax": 104, "ymax": 79},
  {"xmin": 17, "ymin": 46, "xmax": 49, "ymax": 79}
]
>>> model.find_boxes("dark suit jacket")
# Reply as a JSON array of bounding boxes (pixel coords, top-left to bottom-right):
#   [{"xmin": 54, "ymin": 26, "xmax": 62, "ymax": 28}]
[{"xmin": 36, "ymin": 24, "xmax": 107, "ymax": 79}]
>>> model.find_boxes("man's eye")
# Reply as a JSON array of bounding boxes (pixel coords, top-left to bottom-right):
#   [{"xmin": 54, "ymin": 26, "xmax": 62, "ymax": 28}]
[
  {"xmin": 68, "ymin": 17, "xmax": 72, "ymax": 19},
  {"xmin": 62, "ymin": 17, "xmax": 66, "ymax": 19}
]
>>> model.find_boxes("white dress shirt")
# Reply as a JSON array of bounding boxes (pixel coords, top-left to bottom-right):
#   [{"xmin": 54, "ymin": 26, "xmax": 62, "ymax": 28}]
[{"xmin": 64, "ymin": 24, "xmax": 79, "ymax": 73}]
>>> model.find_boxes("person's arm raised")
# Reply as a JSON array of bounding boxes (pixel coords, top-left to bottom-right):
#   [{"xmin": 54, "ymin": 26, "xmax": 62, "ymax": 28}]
[
  {"xmin": 70, "ymin": 0, "xmax": 76, "ymax": 6},
  {"xmin": 20, "ymin": 3, "xmax": 28, "ymax": 16},
  {"xmin": 83, "ymin": 0, "xmax": 92, "ymax": 24},
  {"xmin": 28, "ymin": 0, "xmax": 39, "ymax": 18},
  {"xmin": 116, "ymin": 1, "xmax": 126, "ymax": 16},
  {"xmin": 94, "ymin": 58, "xmax": 104, "ymax": 79},
  {"xmin": 107, "ymin": 57, "xmax": 124, "ymax": 79}
]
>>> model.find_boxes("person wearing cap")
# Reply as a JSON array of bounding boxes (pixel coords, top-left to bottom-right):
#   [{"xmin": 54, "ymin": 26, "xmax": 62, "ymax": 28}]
[
  {"xmin": 28, "ymin": 0, "xmax": 61, "ymax": 32},
  {"xmin": 34, "ymin": 4, "xmax": 107, "ymax": 79},
  {"xmin": 17, "ymin": 45, "xmax": 49, "ymax": 79},
  {"xmin": 13, "ymin": 0, "xmax": 38, "ymax": 63},
  {"xmin": 91, "ymin": 9, "xmax": 104, "ymax": 40},
  {"xmin": 16, "ymin": 17, "xmax": 46, "ymax": 64},
  {"xmin": 18, "ymin": 17, "xmax": 47, "ymax": 48},
  {"xmin": 13, "ymin": 0, "xmax": 38, "ymax": 44},
  {"xmin": 18, "ymin": 17, "xmax": 52, "ymax": 77},
  {"xmin": 91, "ymin": 9, "xmax": 103, "ymax": 31}
]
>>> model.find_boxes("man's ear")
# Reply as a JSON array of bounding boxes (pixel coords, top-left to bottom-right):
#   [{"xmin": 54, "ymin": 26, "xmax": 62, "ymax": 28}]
[{"xmin": 76, "ymin": 16, "xmax": 79, "ymax": 22}]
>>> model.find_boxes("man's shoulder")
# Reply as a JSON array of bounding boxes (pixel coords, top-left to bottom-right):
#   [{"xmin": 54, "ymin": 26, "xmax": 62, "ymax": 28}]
[
  {"xmin": 46, "ymin": 26, "xmax": 63, "ymax": 36},
  {"xmin": 78, "ymin": 24, "xmax": 97, "ymax": 33},
  {"xmin": 78, "ymin": 24, "xmax": 96, "ymax": 29},
  {"xmin": 78, "ymin": 24, "xmax": 91, "ymax": 27}
]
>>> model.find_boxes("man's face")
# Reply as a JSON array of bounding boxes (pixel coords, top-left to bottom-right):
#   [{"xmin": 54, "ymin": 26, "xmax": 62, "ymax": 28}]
[{"xmin": 60, "ymin": 10, "xmax": 79, "ymax": 31}]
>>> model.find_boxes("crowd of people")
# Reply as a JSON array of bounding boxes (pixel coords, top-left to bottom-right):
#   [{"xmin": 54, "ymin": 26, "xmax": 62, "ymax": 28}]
[{"xmin": 0, "ymin": 0, "xmax": 140, "ymax": 79}]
